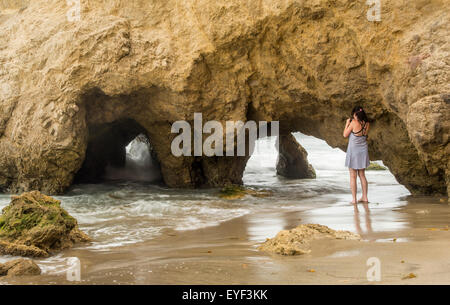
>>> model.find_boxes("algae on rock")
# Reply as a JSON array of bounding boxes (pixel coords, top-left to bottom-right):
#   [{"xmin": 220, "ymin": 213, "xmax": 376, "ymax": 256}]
[
  {"xmin": 0, "ymin": 191, "xmax": 91, "ymax": 257},
  {"xmin": 218, "ymin": 185, "xmax": 272, "ymax": 200},
  {"xmin": 366, "ymin": 162, "xmax": 387, "ymax": 171}
]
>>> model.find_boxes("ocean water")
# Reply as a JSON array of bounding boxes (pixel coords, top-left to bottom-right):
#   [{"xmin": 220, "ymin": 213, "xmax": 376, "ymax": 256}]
[{"xmin": 0, "ymin": 133, "xmax": 411, "ymax": 252}]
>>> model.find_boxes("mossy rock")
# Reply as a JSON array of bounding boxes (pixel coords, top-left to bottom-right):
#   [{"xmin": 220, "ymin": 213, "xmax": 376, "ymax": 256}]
[
  {"xmin": 367, "ymin": 162, "xmax": 387, "ymax": 171},
  {"xmin": 218, "ymin": 185, "xmax": 247, "ymax": 199},
  {"xmin": 218, "ymin": 184, "xmax": 272, "ymax": 200},
  {"xmin": 0, "ymin": 191, "xmax": 91, "ymax": 257}
]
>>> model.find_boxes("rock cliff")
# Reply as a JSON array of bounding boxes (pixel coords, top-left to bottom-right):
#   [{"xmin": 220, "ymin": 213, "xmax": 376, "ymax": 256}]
[{"xmin": 0, "ymin": 0, "xmax": 448, "ymax": 196}]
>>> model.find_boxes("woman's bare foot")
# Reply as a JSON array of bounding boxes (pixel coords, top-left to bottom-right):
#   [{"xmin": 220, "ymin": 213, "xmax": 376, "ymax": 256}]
[{"xmin": 358, "ymin": 198, "xmax": 369, "ymax": 203}]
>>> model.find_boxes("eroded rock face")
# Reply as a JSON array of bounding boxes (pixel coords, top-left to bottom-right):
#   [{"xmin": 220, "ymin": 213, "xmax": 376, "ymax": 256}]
[
  {"xmin": 0, "ymin": 1, "xmax": 448, "ymax": 196},
  {"xmin": 276, "ymin": 134, "xmax": 316, "ymax": 179},
  {"xmin": 0, "ymin": 191, "xmax": 91, "ymax": 257}
]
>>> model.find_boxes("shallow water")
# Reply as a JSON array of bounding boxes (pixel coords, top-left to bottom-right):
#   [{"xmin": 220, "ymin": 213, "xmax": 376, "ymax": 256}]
[{"xmin": 1, "ymin": 133, "xmax": 447, "ymax": 280}]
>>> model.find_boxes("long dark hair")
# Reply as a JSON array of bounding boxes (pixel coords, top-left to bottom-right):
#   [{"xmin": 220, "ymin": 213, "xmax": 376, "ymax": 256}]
[{"xmin": 351, "ymin": 106, "xmax": 369, "ymax": 123}]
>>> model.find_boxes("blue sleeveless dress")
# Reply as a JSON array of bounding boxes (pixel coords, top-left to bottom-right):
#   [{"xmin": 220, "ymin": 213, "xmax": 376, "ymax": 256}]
[{"xmin": 345, "ymin": 123, "xmax": 370, "ymax": 170}]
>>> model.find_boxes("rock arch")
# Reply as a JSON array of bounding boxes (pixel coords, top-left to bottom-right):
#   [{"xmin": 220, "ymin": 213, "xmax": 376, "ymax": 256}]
[
  {"xmin": 73, "ymin": 118, "xmax": 157, "ymax": 184},
  {"xmin": 0, "ymin": 0, "xmax": 448, "ymax": 196}
]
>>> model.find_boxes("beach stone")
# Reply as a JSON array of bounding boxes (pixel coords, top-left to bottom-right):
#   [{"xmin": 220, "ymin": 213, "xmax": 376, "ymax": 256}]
[
  {"xmin": 259, "ymin": 224, "xmax": 360, "ymax": 256},
  {"xmin": 276, "ymin": 134, "xmax": 316, "ymax": 179},
  {"xmin": 0, "ymin": 191, "xmax": 91, "ymax": 257},
  {"xmin": 0, "ymin": 259, "xmax": 41, "ymax": 277},
  {"xmin": 0, "ymin": 1, "xmax": 448, "ymax": 196}
]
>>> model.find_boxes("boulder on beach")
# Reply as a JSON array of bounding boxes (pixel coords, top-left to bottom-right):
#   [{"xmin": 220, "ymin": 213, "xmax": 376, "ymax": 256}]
[
  {"xmin": 0, "ymin": 191, "xmax": 91, "ymax": 257},
  {"xmin": 258, "ymin": 224, "xmax": 360, "ymax": 256},
  {"xmin": 0, "ymin": 259, "xmax": 41, "ymax": 277}
]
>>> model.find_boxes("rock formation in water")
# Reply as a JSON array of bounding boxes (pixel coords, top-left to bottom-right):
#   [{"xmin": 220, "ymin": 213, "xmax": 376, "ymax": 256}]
[
  {"xmin": 0, "ymin": 191, "xmax": 91, "ymax": 257},
  {"xmin": 276, "ymin": 134, "xmax": 316, "ymax": 179},
  {"xmin": 218, "ymin": 185, "xmax": 272, "ymax": 200},
  {"xmin": 0, "ymin": 0, "xmax": 448, "ymax": 196},
  {"xmin": 258, "ymin": 223, "xmax": 360, "ymax": 255}
]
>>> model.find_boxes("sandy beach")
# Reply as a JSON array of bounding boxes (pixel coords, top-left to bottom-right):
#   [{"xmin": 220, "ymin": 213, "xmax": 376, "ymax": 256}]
[{"xmin": 2, "ymin": 195, "xmax": 448, "ymax": 285}]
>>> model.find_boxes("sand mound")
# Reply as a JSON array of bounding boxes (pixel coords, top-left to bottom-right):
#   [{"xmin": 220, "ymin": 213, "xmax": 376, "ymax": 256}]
[
  {"xmin": 258, "ymin": 224, "xmax": 360, "ymax": 255},
  {"xmin": 0, "ymin": 191, "xmax": 91, "ymax": 257}
]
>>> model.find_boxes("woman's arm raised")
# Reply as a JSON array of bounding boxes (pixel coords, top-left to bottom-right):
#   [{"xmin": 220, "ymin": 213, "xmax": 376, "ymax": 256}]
[{"xmin": 343, "ymin": 119, "xmax": 353, "ymax": 138}]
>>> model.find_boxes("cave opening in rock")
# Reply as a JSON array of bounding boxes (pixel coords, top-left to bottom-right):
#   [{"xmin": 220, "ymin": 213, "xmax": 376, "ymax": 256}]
[
  {"xmin": 243, "ymin": 132, "xmax": 316, "ymax": 184},
  {"xmin": 73, "ymin": 118, "xmax": 162, "ymax": 185},
  {"xmin": 243, "ymin": 132, "xmax": 406, "ymax": 195}
]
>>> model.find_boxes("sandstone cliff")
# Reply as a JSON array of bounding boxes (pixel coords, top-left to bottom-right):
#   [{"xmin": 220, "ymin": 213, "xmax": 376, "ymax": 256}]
[{"xmin": 0, "ymin": 0, "xmax": 448, "ymax": 196}]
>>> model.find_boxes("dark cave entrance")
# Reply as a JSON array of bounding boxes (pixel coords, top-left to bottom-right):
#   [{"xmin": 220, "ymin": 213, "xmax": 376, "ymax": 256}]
[{"xmin": 73, "ymin": 118, "xmax": 162, "ymax": 184}]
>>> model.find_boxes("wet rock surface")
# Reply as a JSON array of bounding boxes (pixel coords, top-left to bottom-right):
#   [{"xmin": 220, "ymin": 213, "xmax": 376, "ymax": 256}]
[
  {"xmin": 0, "ymin": 259, "xmax": 41, "ymax": 277},
  {"xmin": 218, "ymin": 185, "xmax": 272, "ymax": 200},
  {"xmin": 259, "ymin": 224, "xmax": 360, "ymax": 256},
  {"xmin": 367, "ymin": 162, "xmax": 387, "ymax": 171},
  {"xmin": 0, "ymin": 191, "xmax": 91, "ymax": 257},
  {"xmin": 276, "ymin": 134, "xmax": 316, "ymax": 179}
]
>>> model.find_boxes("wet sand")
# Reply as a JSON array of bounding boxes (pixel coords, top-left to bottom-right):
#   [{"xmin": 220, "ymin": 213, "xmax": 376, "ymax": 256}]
[{"xmin": 1, "ymin": 196, "xmax": 449, "ymax": 285}]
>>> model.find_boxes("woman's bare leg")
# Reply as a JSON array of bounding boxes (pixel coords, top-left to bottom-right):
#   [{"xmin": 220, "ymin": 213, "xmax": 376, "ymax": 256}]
[
  {"xmin": 358, "ymin": 169, "xmax": 369, "ymax": 202},
  {"xmin": 349, "ymin": 168, "xmax": 358, "ymax": 204}
]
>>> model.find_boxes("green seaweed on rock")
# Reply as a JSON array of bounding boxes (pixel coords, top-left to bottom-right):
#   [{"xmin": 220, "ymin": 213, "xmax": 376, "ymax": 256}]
[
  {"xmin": 0, "ymin": 191, "xmax": 91, "ymax": 257},
  {"xmin": 218, "ymin": 184, "xmax": 272, "ymax": 200},
  {"xmin": 366, "ymin": 162, "xmax": 387, "ymax": 171}
]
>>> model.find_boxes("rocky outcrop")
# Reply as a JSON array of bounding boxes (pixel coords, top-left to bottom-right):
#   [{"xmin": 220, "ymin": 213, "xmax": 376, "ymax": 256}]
[
  {"xmin": 0, "ymin": 191, "xmax": 91, "ymax": 257},
  {"xmin": 276, "ymin": 134, "xmax": 316, "ymax": 179},
  {"xmin": 0, "ymin": 259, "xmax": 41, "ymax": 277},
  {"xmin": 0, "ymin": 1, "xmax": 448, "ymax": 196},
  {"xmin": 259, "ymin": 224, "xmax": 360, "ymax": 256}
]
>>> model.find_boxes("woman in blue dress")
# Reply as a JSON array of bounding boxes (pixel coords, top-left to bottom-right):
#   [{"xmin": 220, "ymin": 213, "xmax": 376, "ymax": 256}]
[{"xmin": 343, "ymin": 106, "xmax": 370, "ymax": 204}]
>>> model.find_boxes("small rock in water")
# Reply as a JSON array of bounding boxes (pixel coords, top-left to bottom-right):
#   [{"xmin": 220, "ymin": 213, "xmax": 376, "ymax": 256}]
[
  {"xmin": 402, "ymin": 273, "xmax": 417, "ymax": 280},
  {"xmin": 415, "ymin": 209, "xmax": 430, "ymax": 214},
  {"xmin": 218, "ymin": 185, "xmax": 272, "ymax": 200},
  {"xmin": 366, "ymin": 162, "xmax": 387, "ymax": 171},
  {"xmin": 0, "ymin": 259, "xmax": 41, "ymax": 277}
]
